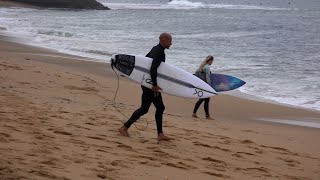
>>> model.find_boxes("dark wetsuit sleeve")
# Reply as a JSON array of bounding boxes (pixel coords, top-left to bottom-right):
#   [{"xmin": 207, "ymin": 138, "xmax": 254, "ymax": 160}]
[
  {"xmin": 150, "ymin": 55, "xmax": 163, "ymax": 86},
  {"xmin": 146, "ymin": 44, "xmax": 165, "ymax": 87},
  {"xmin": 147, "ymin": 45, "xmax": 166, "ymax": 86}
]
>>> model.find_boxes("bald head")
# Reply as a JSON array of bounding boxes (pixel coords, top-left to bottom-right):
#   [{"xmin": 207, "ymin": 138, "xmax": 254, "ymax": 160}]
[
  {"xmin": 159, "ymin": 32, "xmax": 172, "ymax": 49},
  {"xmin": 159, "ymin": 32, "xmax": 172, "ymax": 40}
]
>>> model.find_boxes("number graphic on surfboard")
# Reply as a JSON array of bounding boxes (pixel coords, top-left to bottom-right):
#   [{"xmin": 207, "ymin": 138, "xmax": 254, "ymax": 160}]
[
  {"xmin": 193, "ymin": 89, "xmax": 203, "ymax": 97},
  {"xmin": 143, "ymin": 74, "xmax": 204, "ymax": 97},
  {"xmin": 146, "ymin": 78, "xmax": 152, "ymax": 85}
]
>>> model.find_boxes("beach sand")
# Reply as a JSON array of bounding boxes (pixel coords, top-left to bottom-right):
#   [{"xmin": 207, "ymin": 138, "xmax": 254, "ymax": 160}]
[{"xmin": 1, "ymin": 33, "xmax": 320, "ymax": 180}]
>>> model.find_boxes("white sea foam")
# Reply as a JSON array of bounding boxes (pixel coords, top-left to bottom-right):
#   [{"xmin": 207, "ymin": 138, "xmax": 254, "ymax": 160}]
[
  {"xmin": 168, "ymin": 0, "xmax": 205, "ymax": 9},
  {"xmin": 175, "ymin": 31, "xmax": 276, "ymax": 39},
  {"xmin": 104, "ymin": 1, "xmax": 292, "ymax": 10},
  {"xmin": 258, "ymin": 118, "xmax": 320, "ymax": 129},
  {"xmin": 37, "ymin": 29, "xmax": 75, "ymax": 38},
  {"xmin": 238, "ymin": 88, "xmax": 320, "ymax": 111}
]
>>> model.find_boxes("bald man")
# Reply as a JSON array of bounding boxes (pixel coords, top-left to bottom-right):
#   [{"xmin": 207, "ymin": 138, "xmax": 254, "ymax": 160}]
[{"xmin": 119, "ymin": 32, "xmax": 173, "ymax": 141}]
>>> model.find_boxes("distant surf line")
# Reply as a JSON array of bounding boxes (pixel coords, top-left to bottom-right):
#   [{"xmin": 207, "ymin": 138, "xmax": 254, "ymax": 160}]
[{"xmin": 104, "ymin": 1, "xmax": 292, "ymax": 11}]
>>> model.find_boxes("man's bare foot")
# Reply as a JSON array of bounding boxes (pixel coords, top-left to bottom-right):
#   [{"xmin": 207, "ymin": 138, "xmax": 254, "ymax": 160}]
[
  {"xmin": 119, "ymin": 126, "xmax": 130, "ymax": 137},
  {"xmin": 192, "ymin": 113, "xmax": 198, "ymax": 118},
  {"xmin": 157, "ymin": 133, "xmax": 174, "ymax": 141},
  {"xmin": 206, "ymin": 116, "xmax": 214, "ymax": 120}
]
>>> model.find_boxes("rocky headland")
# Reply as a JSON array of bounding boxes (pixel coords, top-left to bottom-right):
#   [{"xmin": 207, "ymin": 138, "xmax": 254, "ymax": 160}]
[{"xmin": 2, "ymin": 0, "xmax": 109, "ymax": 10}]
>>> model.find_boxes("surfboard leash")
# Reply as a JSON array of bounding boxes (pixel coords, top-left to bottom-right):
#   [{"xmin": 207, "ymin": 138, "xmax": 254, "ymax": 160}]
[{"xmin": 110, "ymin": 62, "xmax": 149, "ymax": 131}]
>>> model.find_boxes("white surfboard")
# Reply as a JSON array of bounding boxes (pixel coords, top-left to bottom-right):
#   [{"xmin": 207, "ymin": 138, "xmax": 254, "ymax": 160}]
[{"xmin": 111, "ymin": 54, "xmax": 217, "ymax": 98}]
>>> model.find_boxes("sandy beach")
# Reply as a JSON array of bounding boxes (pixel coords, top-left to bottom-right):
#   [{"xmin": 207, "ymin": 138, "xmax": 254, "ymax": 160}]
[{"xmin": 1, "ymin": 32, "xmax": 320, "ymax": 180}]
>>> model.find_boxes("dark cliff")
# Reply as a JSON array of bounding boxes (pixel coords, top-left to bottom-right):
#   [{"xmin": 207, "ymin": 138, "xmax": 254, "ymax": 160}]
[{"xmin": 9, "ymin": 0, "xmax": 109, "ymax": 10}]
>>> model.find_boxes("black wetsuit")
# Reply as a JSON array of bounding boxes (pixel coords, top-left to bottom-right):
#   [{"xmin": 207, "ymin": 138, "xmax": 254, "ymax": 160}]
[
  {"xmin": 193, "ymin": 98, "xmax": 210, "ymax": 117},
  {"xmin": 124, "ymin": 44, "xmax": 166, "ymax": 134}
]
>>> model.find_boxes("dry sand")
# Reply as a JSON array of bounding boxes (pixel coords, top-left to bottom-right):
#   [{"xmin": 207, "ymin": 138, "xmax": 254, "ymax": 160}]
[{"xmin": 1, "ymin": 34, "xmax": 320, "ymax": 180}]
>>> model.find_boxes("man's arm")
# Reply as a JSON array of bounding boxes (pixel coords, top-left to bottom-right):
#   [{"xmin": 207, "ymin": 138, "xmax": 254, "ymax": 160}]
[
  {"xmin": 150, "ymin": 58, "xmax": 162, "ymax": 87},
  {"xmin": 149, "ymin": 47, "xmax": 165, "ymax": 87}
]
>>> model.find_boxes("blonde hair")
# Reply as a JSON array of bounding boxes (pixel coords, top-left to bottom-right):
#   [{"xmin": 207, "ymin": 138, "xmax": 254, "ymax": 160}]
[{"xmin": 197, "ymin": 55, "xmax": 214, "ymax": 72}]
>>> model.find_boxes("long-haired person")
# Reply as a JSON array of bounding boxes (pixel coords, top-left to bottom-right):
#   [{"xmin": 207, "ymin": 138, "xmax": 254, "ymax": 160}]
[{"xmin": 192, "ymin": 55, "xmax": 214, "ymax": 120}]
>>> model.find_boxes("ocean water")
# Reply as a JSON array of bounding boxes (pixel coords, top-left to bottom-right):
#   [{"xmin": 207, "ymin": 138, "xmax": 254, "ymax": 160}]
[{"xmin": 0, "ymin": 0, "xmax": 319, "ymax": 111}]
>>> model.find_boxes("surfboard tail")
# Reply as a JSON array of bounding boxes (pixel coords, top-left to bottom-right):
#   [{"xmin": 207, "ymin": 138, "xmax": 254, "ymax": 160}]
[{"xmin": 111, "ymin": 54, "xmax": 135, "ymax": 76}]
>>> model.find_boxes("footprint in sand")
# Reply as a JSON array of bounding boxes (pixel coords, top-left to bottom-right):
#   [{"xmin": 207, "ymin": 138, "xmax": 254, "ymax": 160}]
[
  {"xmin": 137, "ymin": 155, "xmax": 158, "ymax": 161},
  {"xmin": 202, "ymin": 171, "xmax": 230, "ymax": 178},
  {"xmin": 152, "ymin": 149, "xmax": 177, "ymax": 159},
  {"xmin": 52, "ymin": 130, "xmax": 73, "ymax": 136},
  {"xmin": 255, "ymin": 149, "xmax": 264, "ymax": 154},
  {"xmin": 241, "ymin": 139, "xmax": 255, "ymax": 144},
  {"xmin": 246, "ymin": 146, "xmax": 264, "ymax": 154},
  {"xmin": 0, "ymin": 132, "xmax": 11, "ymax": 140},
  {"xmin": 184, "ymin": 158, "xmax": 195, "ymax": 162},
  {"xmin": 18, "ymin": 81, "xmax": 31, "ymax": 85},
  {"xmin": 96, "ymin": 162, "xmax": 119, "ymax": 179},
  {"xmin": 0, "ymin": 63, "xmax": 24, "ymax": 70},
  {"xmin": 235, "ymin": 167, "xmax": 271, "ymax": 177},
  {"xmin": 97, "ymin": 173, "xmax": 107, "ymax": 179},
  {"xmin": 72, "ymin": 124, "xmax": 91, "ymax": 131},
  {"xmin": 164, "ymin": 113, "xmax": 182, "ymax": 118},
  {"xmin": 193, "ymin": 141, "xmax": 232, "ymax": 152},
  {"xmin": 56, "ymin": 97, "xmax": 72, "ymax": 104},
  {"xmin": 213, "ymin": 146, "xmax": 231, "ymax": 152},
  {"xmin": 202, "ymin": 157, "xmax": 227, "ymax": 165},
  {"xmin": 96, "ymin": 148, "xmax": 109, "ymax": 153},
  {"xmin": 54, "ymin": 73, "xmax": 61, "ymax": 78},
  {"xmin": 73, "ymin": 158, "xmax": 86, "ymax": 164},
  {"xmin": 219, "ymin": 140, "xmax": 232, "ymax": 145},
  {"xmin": 202, "ymin": 157, "xmax": 228, "ymax": 172},
  {"xmin": 29, "ymin": 169, "xmax": 69, "ymax": 179},
  {"xmin": 110, "ymin": 160, "xmax": 129, "ymax": 168},
  {"xmin": 261, "ymin": 145, "xmax": 298, "ymax": 156},
  {"xmin": 40, "ymin": 157, "xmax": 59, "ymax": 166},
  {"xmin": 87, "ymin": 136, "xmax": 106, "ymax": 141},
  {"xmin": 117, "ymin": 144, "xmax": 133, "ymax": 150},
  {"xmin": 283, "ymin": 175, "xmax": 311, "ymax": 180},
  {"xmin": 193, "ymin": 141, "xmax": 211, "ymax": 148},
  {"xmin": 146, "ymin": 146, "xmax": 159, "ymax": 150},
  {"xmin": 242, "ymin": 129, "xmax": 258, "ymax": 134},
  {"xmin": 64, "ymin": 85, "xmax": 99, "ymax": 93},
  {"xmin": 232, "ymin": 154, "xmax": 243, "ymax": 158},
  {"xmin": 139, "ymin": 139, "xmax": 149, "ymax": 143},
  {"xmin": 278, "ymin": 157, "xmax": 301, "ymax": 167},
  {"xmin": 58, "ymin": 110, "xmax": 69, "ymax": 114},
  {"xmin": 236, "ymin": 151, "xmax": 255, "ymax": 156},
  {"xmin": 161, "ymin": 162, "xmax": 193, "ymax": 170},
  {"xmin": 139, "ymin": 160, "xmax": 161, "ymax": 167},
  {"xmin": 85, "ymin": 122, "xmax": 98, "ymax": 126}
]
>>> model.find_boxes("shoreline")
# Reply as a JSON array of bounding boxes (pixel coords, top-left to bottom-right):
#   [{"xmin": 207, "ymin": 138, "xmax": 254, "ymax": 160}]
[
  {"xmin": 1, "ymin": 30, "xmax": 320, "ymax": 129},
  {"xmin": 1, "ymin": 29, "xmax": 320, "ymax": 180},
  {"xmin": 1, "ymin": 29, "xmax": 319, "ymax": 113}
]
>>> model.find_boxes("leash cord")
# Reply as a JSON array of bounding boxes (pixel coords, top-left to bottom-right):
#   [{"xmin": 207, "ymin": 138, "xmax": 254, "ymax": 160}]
[{"xmin": 111, "ymin": 63, "xmax": 149, "ymax": 131}]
